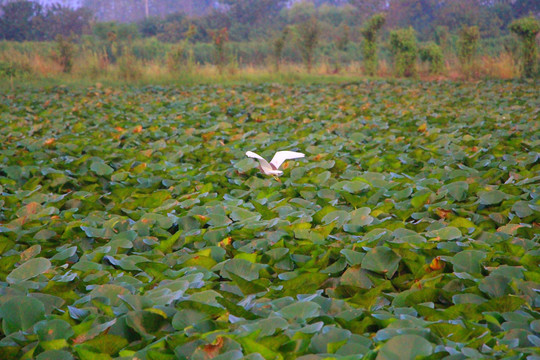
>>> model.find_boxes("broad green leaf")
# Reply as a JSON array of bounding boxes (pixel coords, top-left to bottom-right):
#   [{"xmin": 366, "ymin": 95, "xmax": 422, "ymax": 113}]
[
  {"xmin": 82, "ymin": 334, "xmax": 128, "ymax": 355},
  {"xmin": 241, "ymin": 317, "xmax": 288, "ymax": 337},
  {"xmin": 444, "ymin": 181, "xmax": 468, "ymax": 202},
  {"xmin": 0, "ymin": 296, "xmax": 45, "ymax": 335},
  {"xmin": 340, "ymin": 266, "xmax": 373, "ymax": 289},
  {"xmin": 426, "ymin": 226, "xmax": 462, "ymax": 240},
  {"xmin": 35, "ymin": 319, "xmax": 74, "ymax": 341},
  {"xmin": 278, "ymin": 301, "xmax": 320, "ymax": 320},
  {"xmin": 90, "ymin": 161, "xmax": 114, "ymax": 176},
  {"xmin": 36, "ymin": 350, "xmax": 74, "ymax": 360},
  {"xmin": 340, "ymin": 249, "xmax": 365, "ymax": 265},
  {"xmin": 479, "ymin": 274, "xmax": 512, "ymax": 298},
  {"xmin": 376, "ymin": 334, "xmax": 433, "ymax": 360},
  {"xmin": 478, "ymin": 190, "xmax": 508, "ymax": 205},
  {"xmin": 125, "ymin": 311, "xmax": 167, "ymax": 339},
  {"xmin": 512, "ymin": 201, "xmax": 533, "ymax": 218},
  {"xmin": 228, "ymin": 272, "xmax": 267, "ymax": 295},
  {"xmin": 216, "ymin": 297, "xmax": 259, "ymax": 320},
  {"xmin": 361, "ymin": 247, "xmax": 401, "ymax": 278},
  {"xmin": 451, "ymin": 250, "xmax": 486, "ymax": 274},
  {"xmin": 222, "ymin": 258, "xmax": 265, "ymax": 281},
  {"xmin": 172, "ymin": 309, "xmax": 209, "ymax": 331},
  {"xmin": 75, "ymin": 346, "xmax": 113, "ymax": 360},
  {"xmin": 7, "ymin": 257, "xmax": 51, "ymax": 283},
  {"xmin": 280, "ymin": 272, "xmax": 328, "ymax": 296}
]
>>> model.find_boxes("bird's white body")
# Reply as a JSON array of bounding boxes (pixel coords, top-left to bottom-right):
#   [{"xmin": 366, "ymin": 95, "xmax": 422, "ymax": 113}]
[{"xmin": 246, "ymin": 150, "xmax": 305, "ymax": 176}]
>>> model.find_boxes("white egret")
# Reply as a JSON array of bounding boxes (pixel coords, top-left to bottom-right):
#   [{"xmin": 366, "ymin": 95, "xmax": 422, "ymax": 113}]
[{"xmin": 246, "ymin": 150, "xmax": 305, "ymax": 176}]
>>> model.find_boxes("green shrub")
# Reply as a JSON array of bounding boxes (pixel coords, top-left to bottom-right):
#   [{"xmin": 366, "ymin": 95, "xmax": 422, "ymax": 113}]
[
  {"xmin": 361, "ymin": 13, "xmax": 385, "ymax": 76},
  {"xmin": 167, "ymin": 24, "xmax": 196, "ymax": 73},
  {"xmin": 117, "ymin": 48, "xmax": 140, "ymax": 81},
  {"xmin": 0, "ymin": 60, "xmax": 32, "ymax": 78},
  {"xmin": 389, "ymin": 27, "xmax": 417, "ymax": 77},
  {"xmin": 419, "ymin": 42, "xmax": 444, "ymax": 75},
  {"xmin": 297, "ymin": 17, "xmax": 319, "ymax": 73},
  {"xmin": 53, "ymin": 35, "xmax": 75, "ymax": 73},
  {"xmin": 273, "ymin": 27, "xmax": 289, "ymax": 72},
  {"xmin": 132, "ymin": 37, "xmax": 168, "ymax": 61},
  {"xmin": 332, "ymin": 23, "xmax": 350, "ymax": 73},
  {"xmin": 93, "ymin": 22, "xmax": 139, "ymax": 42},
  {"xmin": 509, "ymin": 16, "xmax": 540, "ymax": 78},
  {"xmin": 210, "ymin": 27, "xmax": 229, "ymax": 74},
  {"xmin": 434, "ymin": 26, "xmax": 450, "ymax": 56},
  {"xmin": 457, "ymin": 26, "xmax": 479, "ymax": 77}
]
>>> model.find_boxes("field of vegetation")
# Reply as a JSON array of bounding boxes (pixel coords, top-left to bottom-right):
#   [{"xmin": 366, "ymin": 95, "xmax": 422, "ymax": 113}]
[{"xmin": 0, "ymin": 80, "xmax": 539, "ymax": 359}]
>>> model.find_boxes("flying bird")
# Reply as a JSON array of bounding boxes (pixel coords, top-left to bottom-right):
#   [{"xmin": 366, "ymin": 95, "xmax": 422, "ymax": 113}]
[{"xmin": 246, "ymin": 150, "xmax": 305, "ymax": 176}]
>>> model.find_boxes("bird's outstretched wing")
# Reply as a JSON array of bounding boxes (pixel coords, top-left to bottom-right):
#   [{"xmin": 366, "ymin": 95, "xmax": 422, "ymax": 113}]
[
  {"xmin": 270, "ymin": 151, "xmax": 305, "ymax": 169},
  {"xmin": 246, "ymin": 151, "xmax": 274, "ymax": 173}
]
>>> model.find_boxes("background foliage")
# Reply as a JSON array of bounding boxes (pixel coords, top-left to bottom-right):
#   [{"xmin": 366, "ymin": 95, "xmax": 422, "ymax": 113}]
[{"xmin": 0, "ymin": 0, "xmax": 538, "ymax": 80}]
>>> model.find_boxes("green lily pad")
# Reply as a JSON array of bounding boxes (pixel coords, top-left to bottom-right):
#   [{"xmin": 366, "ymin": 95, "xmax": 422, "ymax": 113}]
[
  {"xmin": 426, "ymin": 226, "xmax": 462, "ymax": 240},
  {"xmin": 451, "ymin": 250, "xmax": 486, "ymax": 274},
  {"xmin": 376, "ymin": 334, "xmax": 433, "ymax": 360},
  {"xmin": 278, "ymin": 301, "xmax": 321, "ymax": 320},
  {"xmin": 6, "ymin": 257, "xmax": 51, "ymax": 283},
  {"xmin": 361, "ymin": 247, "xmax": 401, "ymax": 278},
  {"xmin": 35, "ymin": 319, "xmax": 74, "ymax": 341},
  {"xmin": 478, "ymin": 190, "xmax": 508, "ymax": 205},
  {"xmin": 36, "ymin": 350, "xmax": 74, "ymax": 360},
  {"xmin": 90, "ymin": 161, "xmax": 114, "ymax": 176},
  {"xmin": 444, "ymin": 181, "xmax": 469, "ymax": 202},
  {"xmin": 0, "ymin": 296, "xmax": 45, "ymax": 335}
]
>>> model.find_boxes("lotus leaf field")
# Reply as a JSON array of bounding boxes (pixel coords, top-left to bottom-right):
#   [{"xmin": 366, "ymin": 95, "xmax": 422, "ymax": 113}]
[{"xmin": 0, "ymin": 80, "xmax": 539, "ymax": 360}]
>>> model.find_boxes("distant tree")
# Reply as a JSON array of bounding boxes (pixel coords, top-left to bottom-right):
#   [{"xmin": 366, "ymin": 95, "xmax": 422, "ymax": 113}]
[
  {"xmin": 457, "ymin": 25, "xmax": 479, "ymax": 77},
  {"xmin": 0, "ymin": 0, "xmax": 43, "ymax": 41},
  {"xmin": 333, "ymin": 23, "xmax": 350, "ymax": 73},
  {"xmin": 138, "ymin": 16, "xmax": 162, "ymax": 37},
  {"xmin": 82, "ymin": 0, "xmax": 143, "ymax": 23},
  {"xmin": 39, "ymin": 5, "xmax": 93, "ymax": 40},
  {"xmin": 191, "ymin": 10, "xmax": 230, "ymax": 42},
  {"xmin": 509, "ymin": 16, "xmax": 540, "ymax": 78},
  {"xmin": 336, "ymin": 23, "xmax": 349, "ymax": 51},
  {"xmin": 419, "ymin": 41, "xmax": 443, "ymax": 74},
  {"xmin": 273, "ymin": 27, "xmax": 289, "ymax": 72},
  {"xmin": 348, "ymin": 0, "xmax": 387, "ymax": 21},
  {"xmin": 155, "ymin": 13, "xmax": 190, "ymax": 43},
  {"xmin": 386, "ymin": 0, "xmax": 438, "ymax": 40},
  {"xmin": 287, "ymin": 1, "xmax": 316, "ymax": 24},
  {"xmin": 389, "ymin": 27, "xmax": 418, "ymax": 77},
  {"xmin": 91, "ymin": 22, "xmax": 138, "ymax": 63},
  {"xmin": 93, "ymin": 22, "xmax": 139, "ymax": 42},
  {"xmin": 168, "ymin": 24, "xmax": 196, "ymax": 73},
  {"xmin": 53, "ymin": 35, "xmax": 75, "ymax": 73},
  {"xmin": 434, "ymin": 25, "xmax": 450, "ymax": 56},
  {"xmin": 210, "ymin": 27, "xmax": 229, "ymax": 74},
  {"xmin": 361, "ymin": 13, "xmax": 385, "ymax": 76},
  {"xmin": 510, "ymin": 0, "xmax": 540, "ymax": 18},
  {"xmin": 218, "ymin": 0, "xmax": 286, "ymax": 39},
  {"xmin": 297, "ymin": 16, "xmax": 320, "ymax": 73},
  {"xmin": 434, "ymin": 0, "xmax": 480, "ymax": 32},
  {"xmin": 318, "ymin": 3, "xmax": 359, "ymax": 27},
  {"xmin": 158, "ymin": 21, "xmax": 184, "ymax": 43},
  {"xmin": 312, "ymin": 0, "xmax": 349, "ymax": 6},
  {"xmin": 218, "ymin": 0, "xmax": 286, "ymax": 24}
]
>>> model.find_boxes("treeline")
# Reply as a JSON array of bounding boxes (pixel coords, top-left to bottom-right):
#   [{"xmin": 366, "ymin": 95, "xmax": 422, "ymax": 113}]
[
  {"xmin": 0, "ymin": 0, "xmax": 539, "ymax": 80},
  {"xmin": 1, "ymin": 0, "xmax": 539, "ymax": 42},
  {"xmin": 0, "ymin": 1, "xmax": 92, "ymax": 41}
]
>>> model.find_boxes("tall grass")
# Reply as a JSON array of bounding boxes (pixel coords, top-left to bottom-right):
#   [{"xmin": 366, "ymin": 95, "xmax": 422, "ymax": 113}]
[{"xmin": 0, "ymin": 38, "xmax": 533, "ymax": 87}]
